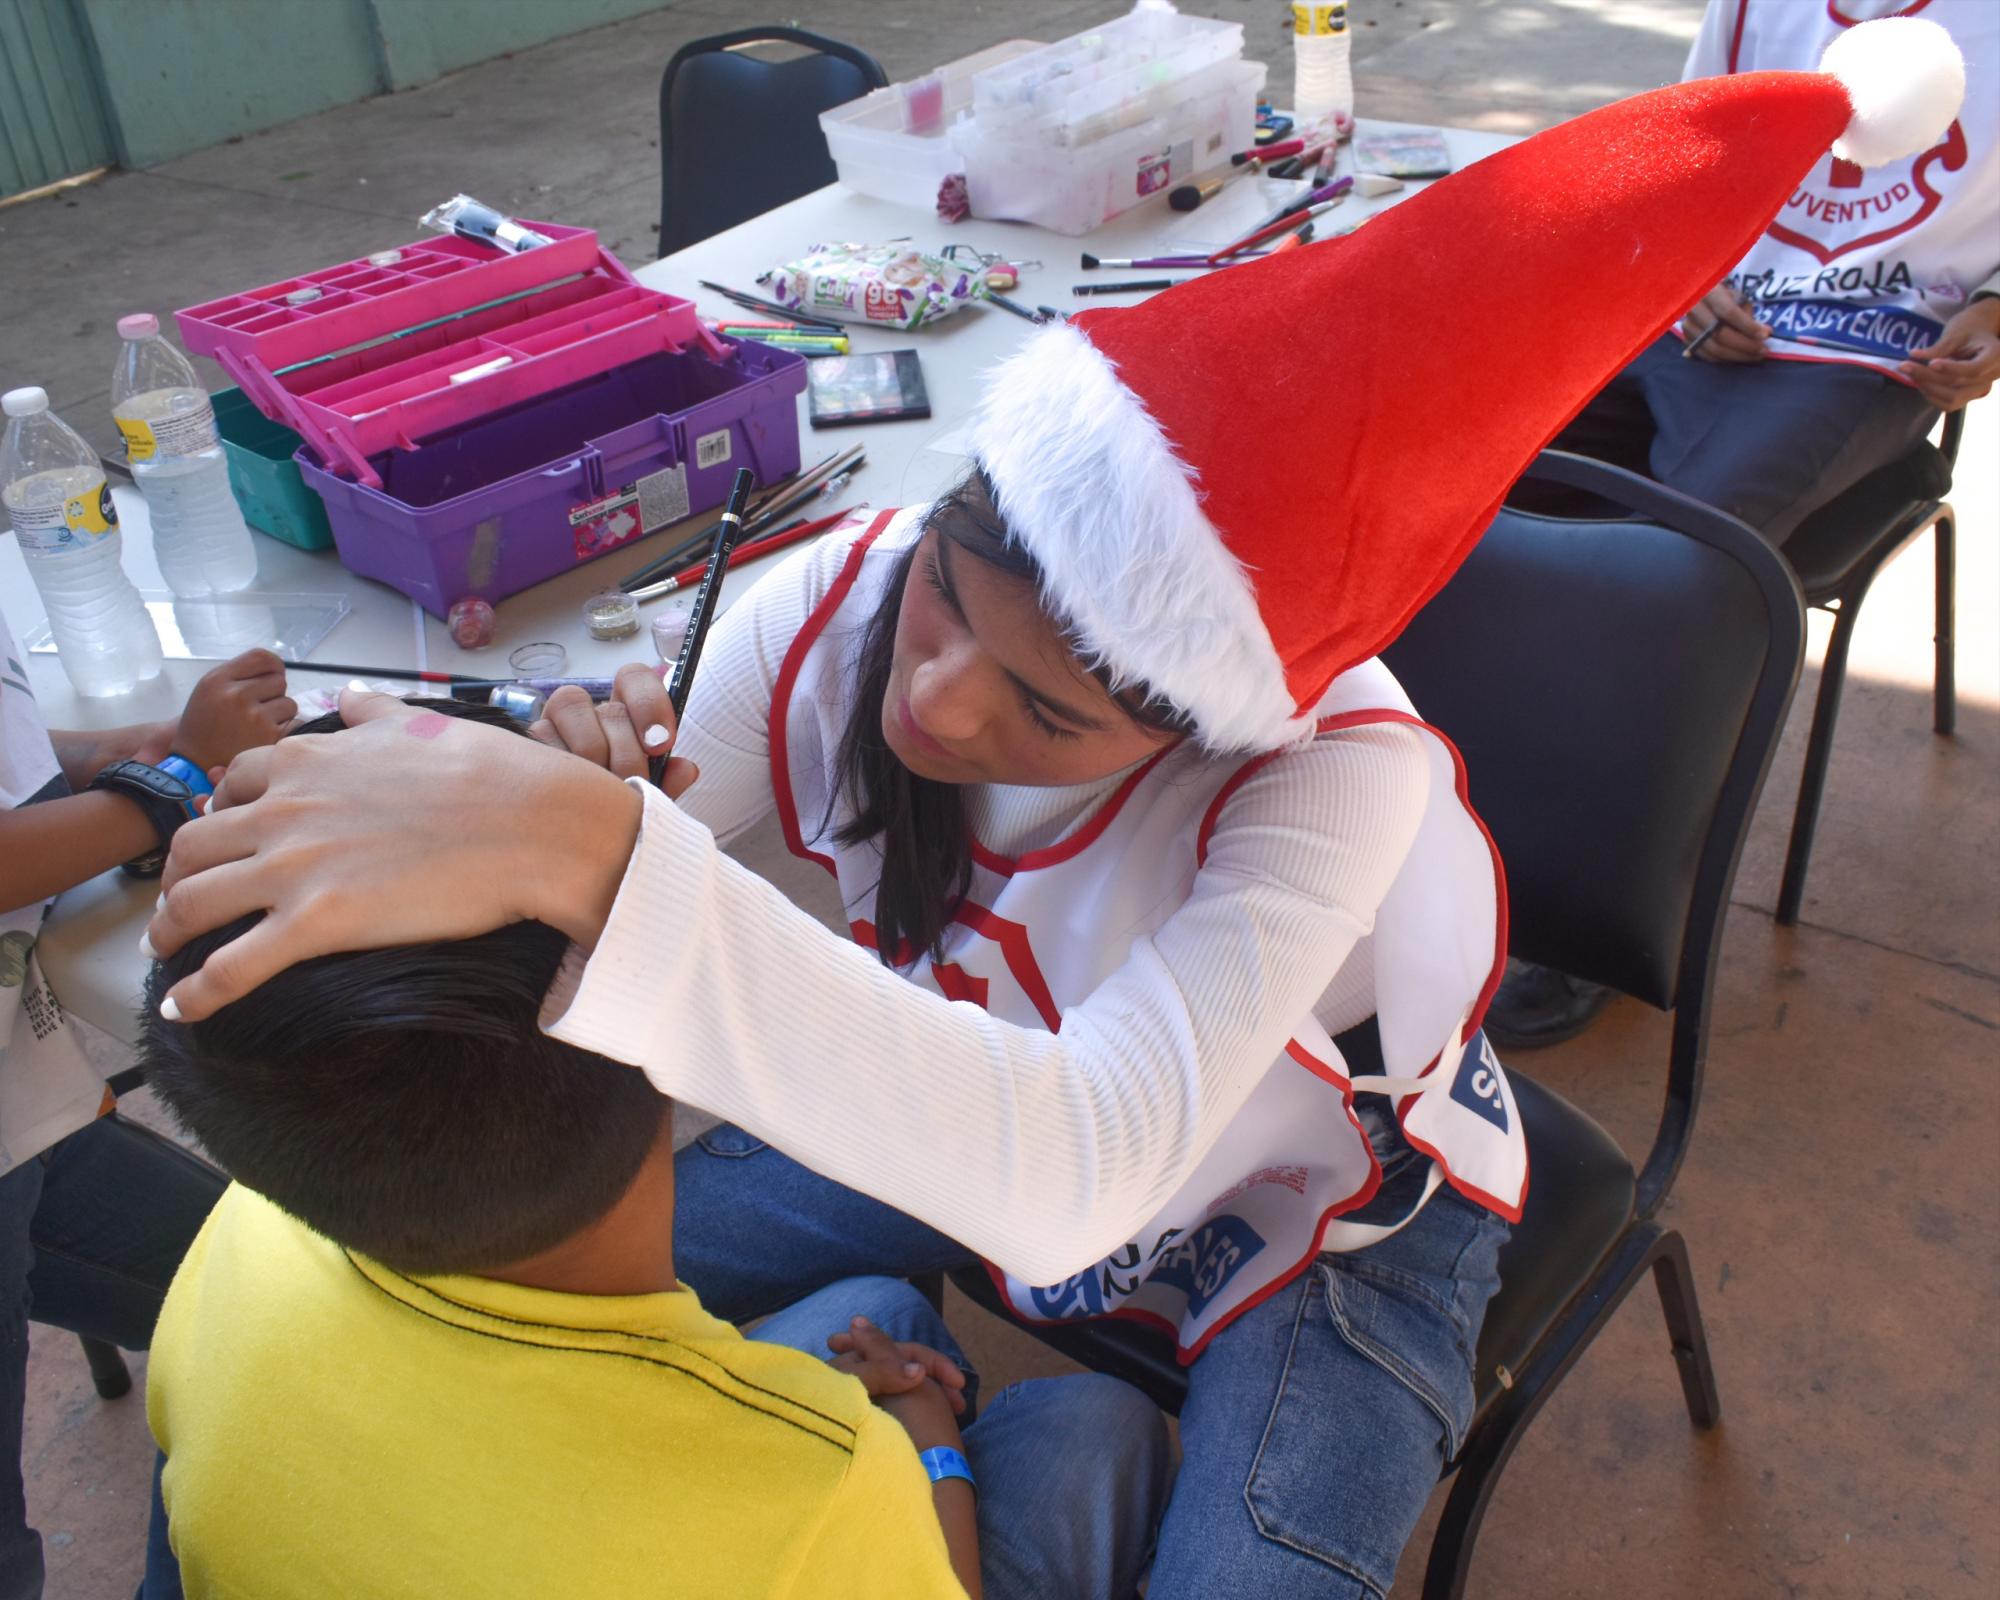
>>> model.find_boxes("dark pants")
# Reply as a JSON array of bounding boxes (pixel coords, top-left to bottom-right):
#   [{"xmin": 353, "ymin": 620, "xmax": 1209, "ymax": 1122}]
[
  {"xmin": 0, "ymin": 1118, "xmax": 224, "ymax": 1600},
  {"xmin": 1521, "ymin": 335, "xmax": 1940, "ymax": 545}
]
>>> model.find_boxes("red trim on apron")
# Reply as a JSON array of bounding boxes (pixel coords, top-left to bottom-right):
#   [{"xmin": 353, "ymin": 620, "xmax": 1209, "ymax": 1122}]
[{"xmin": 768, "ymin": 512, "xmax": 897, "ymax": 877}]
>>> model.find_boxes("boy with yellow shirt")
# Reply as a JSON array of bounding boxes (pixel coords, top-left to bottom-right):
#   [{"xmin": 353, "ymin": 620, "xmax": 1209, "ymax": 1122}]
[{"xmin": 135, "ymin": 703, "xmax": 1171, "ymax": 1600}]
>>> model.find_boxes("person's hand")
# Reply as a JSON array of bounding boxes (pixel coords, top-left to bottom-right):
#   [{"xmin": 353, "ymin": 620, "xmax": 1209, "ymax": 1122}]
[
  {"xmin": 827, "ymin": 1316, "xmax": 970, "ymax": 1416},
  {"xmin": 828, "ymin": 1318, "xmax": 968, "ymax": 1451},
  {"xmin": 1683, "ymin": 286, "xmax": 1770, "ymax": 363},
  {"xmin": 146, "ymin": 687, "xmax": 698, "ymax": 1021},
  {"xmin": 1898, "ymin": 298, "xmax": 2000, "ymax": 412},
  {"xmin": 529, "ymin": 663, "xmax": 680, "ymax": 780},
  {"xmin": 168, "ymin": 650, "xmax": 297, "ymax": 771}
]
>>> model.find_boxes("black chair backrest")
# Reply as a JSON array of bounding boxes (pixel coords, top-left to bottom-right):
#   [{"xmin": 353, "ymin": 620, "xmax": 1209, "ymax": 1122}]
[
  {"xmin": 658, "ymin": 27, "xmax": 888, "ymax": 252},
  {"xmin": 1382, "ymin": 452, "xmax": 1805, "ymax": 1015}
]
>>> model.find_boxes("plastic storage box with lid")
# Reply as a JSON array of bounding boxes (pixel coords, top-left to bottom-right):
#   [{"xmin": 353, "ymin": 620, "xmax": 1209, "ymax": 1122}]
[
  {"xmin": 295, "ymin": 339, "xmax": 807, "ymax": 617},
  {"xmin": 175, "ymin": 221, "xmax": 807, "ymax": 612},
  {"xmin": 819, "ymin": 40, "xmax": 1041, "ymax": 209},
  {"xmin": 957, "ymin": 6, "xmax": 1266, "ymax": 236}
]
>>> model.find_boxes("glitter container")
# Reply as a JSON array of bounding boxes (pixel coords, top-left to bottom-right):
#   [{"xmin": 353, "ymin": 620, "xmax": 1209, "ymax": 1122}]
[
  {"xmin": 283, "ymin": 287, "xmax": 324, "ymax": 307},
  {"xmin": 651, "ymin": 598, "xmax": 695, "ymax": 663},
  {"xmin": 368, "ymin": 250, "xmax": 405, "ymax": 268},
  {"xmin": 507, "ymin": 640, "xmax": 568, "ymax": 677},
  {"xmin": 583, "ymin": 590, "xmax": 640, "ymax": 640}
]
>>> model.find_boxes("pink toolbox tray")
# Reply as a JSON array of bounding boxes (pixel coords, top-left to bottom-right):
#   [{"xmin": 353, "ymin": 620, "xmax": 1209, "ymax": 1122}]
[{"xmin": 174, "ymin": 222, "xmax": 719, "ymax": 489}]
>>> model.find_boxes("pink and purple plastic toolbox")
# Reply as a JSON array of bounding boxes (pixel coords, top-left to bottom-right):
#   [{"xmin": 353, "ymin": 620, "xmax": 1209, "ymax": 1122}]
[{"xmin": 175, "ymin": 221, "xmax": 808, "ymax": 615}]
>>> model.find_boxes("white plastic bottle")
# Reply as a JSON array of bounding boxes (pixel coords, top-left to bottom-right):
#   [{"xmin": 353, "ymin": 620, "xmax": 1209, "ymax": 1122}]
[
  {"xmin": 1, "ymin": 388, "xmax": 163, "ymax": 697},
  {"xmin": 111, "ymin": 313, "xmax": 259, "ymax": 598},
  {"xmin": 1293, "ymin": 2, "xmax": 1355, "ymax": 130}
]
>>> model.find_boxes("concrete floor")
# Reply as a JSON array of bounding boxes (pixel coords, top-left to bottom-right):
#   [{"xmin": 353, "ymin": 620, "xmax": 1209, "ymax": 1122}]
[{"xmin": 5, "ymin": 2, "xmax": 1996, "ymax": 1596}]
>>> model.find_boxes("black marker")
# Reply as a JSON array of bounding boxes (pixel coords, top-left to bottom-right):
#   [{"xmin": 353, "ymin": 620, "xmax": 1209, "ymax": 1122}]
[{"xmin": 653, "ymin": 467, "xmax": 755, "ymax": 785}]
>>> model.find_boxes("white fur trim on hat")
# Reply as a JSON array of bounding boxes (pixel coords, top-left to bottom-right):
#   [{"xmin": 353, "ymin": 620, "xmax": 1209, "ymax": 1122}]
[
  {"xmin": 967, "ymin": 321, "xmax": 1311, "ymax": 752},
  {"xmin": 1822, "ymin": 16, "xmax": 1964, "ymax": 168}
]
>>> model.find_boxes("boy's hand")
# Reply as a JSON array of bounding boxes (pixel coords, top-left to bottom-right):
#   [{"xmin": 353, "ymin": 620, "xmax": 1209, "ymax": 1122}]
[
  {"xmin": 828, "ymin": 1317, "xmax": 968, "ymax": 1450},
  {"xmin": 170, "ymin": 650, "xmax": 296, "ymax": 771}
]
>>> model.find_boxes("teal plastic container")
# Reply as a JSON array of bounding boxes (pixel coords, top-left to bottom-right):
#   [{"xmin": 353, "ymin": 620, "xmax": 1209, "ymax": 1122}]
[{"xmin": 211, "ymin": 386, "xmax": 333, "ymax": 551}]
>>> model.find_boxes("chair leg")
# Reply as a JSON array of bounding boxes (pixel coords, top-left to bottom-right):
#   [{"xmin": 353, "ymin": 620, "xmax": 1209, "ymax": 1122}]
[
  {"xmin": 78, "ymin": 1335, "xmax": 132, "ymax": 1400},
  {"xmin": 1777, "ymin": 598, "xmax": 1863, "ymax": 926},
  {"xmin": 1934, "ymin": 509, "xmax": 1956, "ymax": 737},
  {"xmin": 1649, "ymin": 1227, "xmax": 1721, "ymax": 1429},
  {"xmin": 1424, "ymin": 1223, "xmax": 1689, "ymax": 1599}
]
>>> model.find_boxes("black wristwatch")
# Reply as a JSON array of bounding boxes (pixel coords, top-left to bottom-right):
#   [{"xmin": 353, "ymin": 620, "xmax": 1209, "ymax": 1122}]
[{"xmin": 87, "ymin": 758, "xmax": 201, "ymax": 878}]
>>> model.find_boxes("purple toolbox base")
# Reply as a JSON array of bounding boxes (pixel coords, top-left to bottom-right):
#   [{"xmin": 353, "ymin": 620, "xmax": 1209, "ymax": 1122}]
[{"xmin": 298, "ymin": 340, "xmax": 808, "ymax": 618}]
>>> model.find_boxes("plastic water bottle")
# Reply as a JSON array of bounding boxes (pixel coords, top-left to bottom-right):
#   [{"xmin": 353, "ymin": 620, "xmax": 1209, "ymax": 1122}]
[
  {"xmin": 1, "ymin": 388, "xmax": 163, "ymax": 697},
  {"xmin": 1292, "ymin": 2, "xmax": 1355, "ymax": 129},
  {"xmin": 111, "ymin": 313, "xmax": 259, "ymax": 598}
]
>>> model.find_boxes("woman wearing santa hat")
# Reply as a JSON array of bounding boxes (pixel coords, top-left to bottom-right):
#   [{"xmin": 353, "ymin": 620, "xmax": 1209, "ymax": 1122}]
[{"xmin": 147, "ymin": 23, "xmax": 1961, "ymax": 1596}]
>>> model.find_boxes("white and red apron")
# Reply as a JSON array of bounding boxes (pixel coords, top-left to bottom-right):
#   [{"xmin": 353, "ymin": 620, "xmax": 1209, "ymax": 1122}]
[{"xmin": 770, "ymin": 511, "xmax": 1528, "ymax": 1360}]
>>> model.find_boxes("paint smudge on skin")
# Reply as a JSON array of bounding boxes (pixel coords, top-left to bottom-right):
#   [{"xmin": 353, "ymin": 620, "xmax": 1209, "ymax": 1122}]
[{"xmin": 404, "ymin": 713, "xmax": 453, "ymax": 741}]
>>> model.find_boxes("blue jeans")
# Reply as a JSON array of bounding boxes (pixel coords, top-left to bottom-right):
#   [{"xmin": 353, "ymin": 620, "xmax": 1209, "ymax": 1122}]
[
  {"xmin": 755, "ymin": 1277, "xmax": 1171, "ymax": 1600},
  {"xmin": 677, "ymin": 1119, "xmax": 1509, "ymax": 1599},
  {"xmin": 0, "ymin": 1117, "xmax": 225, "ymax": 1600},
  {"xmin": 141, "ymin": 1276, "xmax": 1172, "ymax": 1600}
]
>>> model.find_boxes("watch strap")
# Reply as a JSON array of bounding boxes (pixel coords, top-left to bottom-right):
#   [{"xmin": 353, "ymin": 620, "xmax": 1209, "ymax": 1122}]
[
  {"xmin": 86, "ymin": 759, "xmax": 199, "ymax": 863},
  {"xmin": 917, "ymin": 1445, "xmax": 976, "ymax": 1499}
]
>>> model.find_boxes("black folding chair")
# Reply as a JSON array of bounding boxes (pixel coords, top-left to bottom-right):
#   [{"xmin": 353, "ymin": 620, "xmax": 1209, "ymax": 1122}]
[
  {"xmin": 61, "ymin": 1112, "xmax": 225, "ymax": 1398},
  {"xmin": 658, "ymin": 27, "xmax": 887, "ymax": 252},
  {"xmin": 947, "ymin": 450, "xmax": 1807, "ymax": 1597},
  {"xmin": 1773, "ymin": 409, "xmax": 1962, "ymax": 924}
]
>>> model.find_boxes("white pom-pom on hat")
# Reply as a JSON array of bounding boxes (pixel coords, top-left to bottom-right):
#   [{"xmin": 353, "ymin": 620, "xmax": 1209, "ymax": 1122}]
[{"xmin": 1821, "ymin": 16, "xmax": 1965, "ymax": 168}]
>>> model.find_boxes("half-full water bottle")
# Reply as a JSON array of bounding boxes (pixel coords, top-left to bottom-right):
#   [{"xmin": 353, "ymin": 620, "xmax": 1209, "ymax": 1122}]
[
  {"xmin": 1292, "ymin": 2, "xmax": 1355, "ymax": 131},
  {"xmin": 1, "ymin": 388, "xmax": 163, "ymax": 697},
  {"xmin": 111, "ymin": 314, "xmax": 258, "ymax": 598}
]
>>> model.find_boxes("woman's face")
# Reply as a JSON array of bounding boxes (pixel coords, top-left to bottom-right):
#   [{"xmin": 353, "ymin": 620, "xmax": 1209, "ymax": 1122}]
[{"xmin": 882, "ymin": 525, "xmax": 1180, "ymax": 787}]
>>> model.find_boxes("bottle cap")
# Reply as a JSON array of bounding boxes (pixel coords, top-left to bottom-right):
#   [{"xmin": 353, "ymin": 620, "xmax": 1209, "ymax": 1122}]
[
  {"xmin": 118, "ymin": 313, "xmax": 160, "ymax": 340},
  {"xmin": 1, "ymin": 388, "xmax": 49, "ymax": 418}
]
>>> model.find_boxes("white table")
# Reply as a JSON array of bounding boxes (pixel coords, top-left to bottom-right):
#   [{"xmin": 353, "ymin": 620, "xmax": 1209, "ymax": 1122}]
[{"xmin": 10, "ymin": 120, "xmax": 1511, "ymax": 1043}]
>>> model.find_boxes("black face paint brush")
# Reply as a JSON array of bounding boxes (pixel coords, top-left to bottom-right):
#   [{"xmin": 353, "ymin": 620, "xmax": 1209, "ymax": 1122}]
[{"xmin": 651, "ymin": 467, "xmax": 756, "ymax": 786}]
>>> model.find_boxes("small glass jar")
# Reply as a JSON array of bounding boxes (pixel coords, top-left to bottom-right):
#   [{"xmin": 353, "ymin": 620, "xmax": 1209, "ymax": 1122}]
[
  {"xmin": 507, "ymin": 640, "xmax": 568, "ymax": 678},
  {"xmin": 446, "ymin": 595, "xmax": 496, "ymax": 649},
  {"xmin": 582, "ymin": 590, "xmax": 640, "ymax": 641}
]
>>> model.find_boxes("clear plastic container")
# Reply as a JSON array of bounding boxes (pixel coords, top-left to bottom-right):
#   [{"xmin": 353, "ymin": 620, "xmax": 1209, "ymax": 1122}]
[
  {"xmin": 111, "ymin": 313, "xmax": 259, "ymax": 598},
  {"xmin": 1, "ymin": 387, "xmax": 163, "ymax": 698},
  {"xmin": 964, "ymin": 56, "xmax": 1266, "ymax": 235},
  {"xmin": 1293, "ymin": 1, "xmax": 1355, "ymax": 127},
  {"xmin": 819, "ymin": 41, "xmax": 1042, "ymax": 208},
  {"xmin": 969, "ymin": 3, "xmax": 1244, "ymax": 147}
]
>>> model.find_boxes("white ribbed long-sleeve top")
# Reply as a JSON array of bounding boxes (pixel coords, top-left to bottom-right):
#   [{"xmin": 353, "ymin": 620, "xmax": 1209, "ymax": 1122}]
[{"xmin": 545, "ymin": 533, "xmax": 1431, "ymax": 1286}]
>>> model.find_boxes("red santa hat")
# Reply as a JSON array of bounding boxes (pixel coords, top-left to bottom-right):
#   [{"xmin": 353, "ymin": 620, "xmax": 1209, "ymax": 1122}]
[{"xmin": 967, "ymin": 16, "xmax": 1965, "ymax": 751}]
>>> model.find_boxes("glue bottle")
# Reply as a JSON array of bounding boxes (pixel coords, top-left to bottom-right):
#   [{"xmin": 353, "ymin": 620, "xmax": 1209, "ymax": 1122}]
[
  {"xmin": 2, "ymin": 387, "xmax": 163, "ymax": 697},
  {"xmin": 1292, "ymin": 3, "xmax": 1355, "ymax": 132}
]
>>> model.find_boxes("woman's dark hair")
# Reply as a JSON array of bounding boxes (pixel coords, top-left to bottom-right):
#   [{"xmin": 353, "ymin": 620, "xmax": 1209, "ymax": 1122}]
[{"xmin": 830, "ymin": 471, "xmax": 1194, "ymax": 964}]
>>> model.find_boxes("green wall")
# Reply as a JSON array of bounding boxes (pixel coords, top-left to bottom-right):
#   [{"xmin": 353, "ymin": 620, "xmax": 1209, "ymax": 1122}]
[{"xmin": 60, "ymin": 0, "xmax": 670, "ymax": 174}]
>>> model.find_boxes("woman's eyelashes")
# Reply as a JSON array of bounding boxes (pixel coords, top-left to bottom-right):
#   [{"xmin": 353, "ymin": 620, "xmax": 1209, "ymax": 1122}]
[{"xmin": 927, "ymin": 551, "xmax": 1077, "ymax": 742}]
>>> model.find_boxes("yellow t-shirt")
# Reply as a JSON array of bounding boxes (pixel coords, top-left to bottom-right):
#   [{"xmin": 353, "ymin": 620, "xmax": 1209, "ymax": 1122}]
[{"xmin": 147, "ymin": 1186, "xmax": 965, "ymax": 1598}]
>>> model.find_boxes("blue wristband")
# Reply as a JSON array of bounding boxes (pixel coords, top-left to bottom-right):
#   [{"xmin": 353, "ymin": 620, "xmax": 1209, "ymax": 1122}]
[
  {"xmin": 918, "ymin": 1445, "xmax": 976, "ymax": 1499},
  {"xmin": 156, "ymin": 754, "xmax": 215, "ymax": 802}
]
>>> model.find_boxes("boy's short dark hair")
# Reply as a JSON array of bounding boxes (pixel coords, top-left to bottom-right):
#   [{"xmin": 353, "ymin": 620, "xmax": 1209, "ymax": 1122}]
[{"xmin": 140, "ymin": 700, "xmax": 664, "ymax": 1276}]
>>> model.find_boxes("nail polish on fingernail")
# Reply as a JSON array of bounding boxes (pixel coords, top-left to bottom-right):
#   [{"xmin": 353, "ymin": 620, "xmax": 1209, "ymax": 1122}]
[
  {"xmin": 903, "ymin": 1362, "xmax": 923, "ymax": 1376},
  {"xmin": 138, "ymin": 931, "xmax": 159, "ymax": 960},
  {"xmin": 156, "ymin": 895, "xmax": 167, "ymax": 913},
  {"xmin": 160, "ymin": 996, "xmax": 182, "ymax": 1022},
  {"xmin": 643, "ymin": 724, "xmax": 671, "ymax": 750}
]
